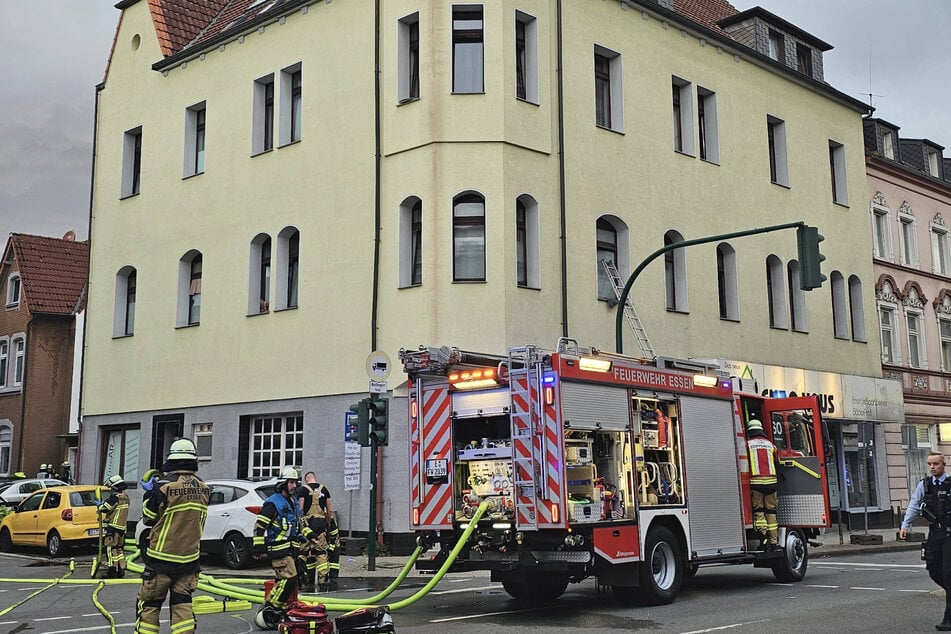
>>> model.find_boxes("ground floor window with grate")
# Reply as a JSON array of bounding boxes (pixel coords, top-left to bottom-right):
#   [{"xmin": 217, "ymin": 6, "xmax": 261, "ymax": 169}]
[{"xmin": 238, "ymin": 413, "xmax": 304, "ymax": 478}]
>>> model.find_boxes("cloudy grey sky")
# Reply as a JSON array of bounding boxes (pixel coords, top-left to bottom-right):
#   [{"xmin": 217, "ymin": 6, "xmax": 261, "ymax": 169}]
[{"xmin": 0, "ymin": 1, "xmax": 948, "ymax": 240}]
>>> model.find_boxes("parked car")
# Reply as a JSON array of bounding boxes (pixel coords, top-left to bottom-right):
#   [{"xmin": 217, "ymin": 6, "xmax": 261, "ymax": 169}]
[
  {"xmin": 0, "ymin": 485, "xmax": 105, "ymax": 556},
  {"xmin": 0, "ymin": 479, "xmax": 68, "ymax": 506},
  {"xmin": 136, "ymin": 478, "xmax": 277, "ymax": 569}
]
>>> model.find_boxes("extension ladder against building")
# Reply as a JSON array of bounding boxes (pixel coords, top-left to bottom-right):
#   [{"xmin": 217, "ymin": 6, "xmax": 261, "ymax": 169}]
[{"xmin": 601, "ymin": 258, "xmax": 655, "ymax": 359}]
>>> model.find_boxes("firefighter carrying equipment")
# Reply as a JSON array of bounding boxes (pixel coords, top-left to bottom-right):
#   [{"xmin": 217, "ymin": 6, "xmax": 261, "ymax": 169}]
[
  {"xmin": 748, "ymin": 436, "xmax": 778, "ymax": 485},
  {"xmin": 98, "ymin": 484, "xmax": 130, "ymax": 578}
]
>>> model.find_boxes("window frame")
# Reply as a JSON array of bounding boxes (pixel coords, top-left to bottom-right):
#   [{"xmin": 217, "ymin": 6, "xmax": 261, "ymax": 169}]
[
  {"xmin": 768, "ymin": 30, "xmax": 785, "ymax": 63},
  {"xmin": 767, "ymin": 116, "xmax": 789, "ymax": 186},
  {"xmin": 882, "ymin": 130, "xmax": 895, "ymax": 160},
  {"xmin": 0, "ymin": 338, "xmax": 7, "ymax": 388},
  {"xmin": 515, "ymin": 195, "xmax": 540, "ymax": 289},
  {"xmin": 252, "ymin": 74, "xmax": 275, "ymax": 155},
  {"xmin": 11, "ymin": 337, "xmax": 24, "ymax": 387},
  {"xmin": 697, "ymin": 86, "xmax": 718, "ymax": 164},
  {"xmin": 671, "ymin": 77, "xmax": 694, "ymax": 156},
  {"xmin": 940, "ymin": 317, "xmax": 951, "ymax": 372},
  {"xmin": 5, "ymin": 274, "xmax": 20, "ymax": 308},
  {"xmin": 829, "ymin": 140, "xmax": 848, "ymax": 205},
  {"xmin": 183, "ymin": 102, "xmax": 206, "ymax": 178},
  {"xmin": 399, "ymin": 198, "xmax": 423, "ymax": 288},
  {"xmin": 787, "ymin": 260, "xmax": 807, "ymax": 333},
  {"xmin": 871, "ymin": 202, "xmax": 891, "ymax": 260},
  {"xmin": 766, "ymin": 255, "xmax": 787, "ymax": 329},
  {"xmin": 831, "ymin": 271, "xmax": 849, "ymax": 339},
  {"xmin": 848, "ymin": 275, "xmax": 867, "ymax": 343},
  {"xmin": 245, "ymin": 413, "xmax": 304, "ymax": 479},
  {"xmin": 279, "ymin": 63, "xmax": 303, "ymax": 146},
  {"xmin": 275, "ymin": 227, "xmax": 300, "ymax": 310},
  {"xmin": 0, "ymin": 423, "xmax": 11, "ymax": 476},
  {"xmin": 796, "ymin": 43, "xmax": 813, "ymax": 77},
  {"xmin": 452, "ymin": 5, "xmax": 484, "ymax": 94},
  {"xmin": 878, "ymin": 303, "xmax": 899, "ymax": 364},
  {"xmin": 514, "ymin": 11, "xmax": 538, "ymax": 104},
  {"xmin": 120, "ymin": 126, "xmax": 142, "ymax": 198},
  {"xmin": 397, "ymin": 12, "xmax": 420, "ymax": 103},
  {"xmin": 899, "ymin": 207, "xmax": 918, "ymax": 267},
  {"xmin": 932, "ymin": 221, "xmax": 951, "ymax": 276},
  {"xmin": 100, "ymin": 425, "xmax": 141, "ymax": 484},
  {"xmin": 177, "ymin": 250, "xmax": 203, "ymax": 327},
  {"xmin": 716, "ymin": 243, "xmax": 738, "ymax": 321},
  {"xmin": 593, "ymin": 45, "xmax": 623, "ymax": 133},
  {"xmin": 664, "ymin": 230, "xmax": 689, "ymax": 313},
  {"xmin": 248, "ymin": 234, "xmax": 272, "ymax": 315},
  {"xmin": 452, "ymin": 192, "xmax": 487, "ymax": 282},
  {"xmin": 112, "ymin": 266, "xmax": 137, "ymax": 337},
  {"xmin": 194, "ymin": 422, "xmax": 213, "ymax": 461},
  {"xmin": 905, "ymin": 308, "xmax": 925, "ymax": 368}
]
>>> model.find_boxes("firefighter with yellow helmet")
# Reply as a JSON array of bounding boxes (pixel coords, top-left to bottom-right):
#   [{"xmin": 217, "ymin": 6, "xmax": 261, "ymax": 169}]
[
  {"xmin": 253, "ymin": 466, "xmax": 318, "ymax": 629},
  {"xmin": 746, "ymin": 418, "xmax": 780, "ymax": 549},
  {"xmin": 134, "ymin": 438, "xmax": 210, "ymax": 634},
  {"xmin": 97, "ymin": 474, "xmax": 130, "ymax": 578}
]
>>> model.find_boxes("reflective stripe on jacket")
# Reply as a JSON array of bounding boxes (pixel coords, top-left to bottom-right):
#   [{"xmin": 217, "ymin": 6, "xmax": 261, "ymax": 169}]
[
  {"xmin": 747, "ymin": 437, "xmax": 778, "ymax": 485},
  {"xmin": 255, "ymin": 491, "xmax": 302, "ymax": 557},
  {"xmin": 143, "ymin": 471, "xmax": 210, "ymax": 569},
  {"xmin": 100, "ymin": 491, "xmax": 130, "ymax": 531}
]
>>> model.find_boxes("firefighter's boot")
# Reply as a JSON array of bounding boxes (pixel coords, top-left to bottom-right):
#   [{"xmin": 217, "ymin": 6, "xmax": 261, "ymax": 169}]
[{"xmin": 938, "ymin": 592, "xmax": 951, "ymax": 631}]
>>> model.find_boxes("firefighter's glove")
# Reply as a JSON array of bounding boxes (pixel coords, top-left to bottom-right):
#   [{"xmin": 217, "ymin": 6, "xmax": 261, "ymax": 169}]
[
  {"xmin": 252, "ymin": 536, "xmax": 267, "ymax": 558},
  {"xmin": 328, "ymin": 519, "xmax": 338, "ymax": 534},
  {"xmin": 94, "ymin": 499, "xmax": 105, "ymax": 508},
  {"xmin": 140, "ymin": 469, "xmax": 162, "ymax": 491}
]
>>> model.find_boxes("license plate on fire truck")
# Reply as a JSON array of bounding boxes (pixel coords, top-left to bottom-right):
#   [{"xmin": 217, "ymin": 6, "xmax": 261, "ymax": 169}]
[{"xmin": 425, "ymin": 459, "xmax": 448, "ymax": 478}]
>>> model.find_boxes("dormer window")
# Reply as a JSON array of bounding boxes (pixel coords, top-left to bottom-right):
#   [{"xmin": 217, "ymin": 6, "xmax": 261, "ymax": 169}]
[
  {"xmin": 768, "ymin": 31, "xmax": 785, "ymax": 63},
  {"xmin": 882, "ymin": 131, "xmax": 895, "ymax": 159},
  {"xmin": 5, "ymin": 274, "xmax": 20, "ymax": 308},
  {"xmin": 928, "ymin": 150, "xmax": 941, "ymax": 177},
  {"xmin": 796, "ymin": 43, "xmax": 813, "ymax": 77}
]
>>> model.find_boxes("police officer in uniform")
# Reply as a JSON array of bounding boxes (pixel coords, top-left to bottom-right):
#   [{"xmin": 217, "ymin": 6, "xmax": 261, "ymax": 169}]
[
  {"xmin": 97, "ymin": 474, "xmax": 130, "ymax": 578},
  {"xmin": 253, "ymin": 466, "xmax": 317, "ymax": 629},
  {"xmin": 298, "ymin": 471, "xmax": 339, "ymax": 592},
  {"xmin": 901, "ymin": 451, "xmax": 951, "ymax": 631},
  {"xmin": 134, "ymin": 439, "xmax": 211, "ymax": 634},
  {"xmin": 746, "ymin": 418, "xmax": 780, "ymax": 549}
]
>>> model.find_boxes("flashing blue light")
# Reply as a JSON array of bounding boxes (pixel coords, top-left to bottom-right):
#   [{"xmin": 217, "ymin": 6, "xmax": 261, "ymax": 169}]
[
  {"xmin": 771, "ymin": 389, "xmax": 787, "ymax": 398},
  {"xmin": 722, "ymin": 381, "xmax": 731, "ymax": 389},
  {"xmin": 543, "ymin": 375, "xmax": 555, "ymax": 384}
]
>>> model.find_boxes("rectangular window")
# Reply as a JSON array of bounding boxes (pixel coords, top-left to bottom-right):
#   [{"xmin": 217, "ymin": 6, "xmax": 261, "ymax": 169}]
[
  {"xmin": 6, "ymin": 275, "xmax": 20, "ymax": 307},
  {"xmin": 880, "ymin": 306, "xmax": 896, "ymax": 363},
  {"xmin": 279, "ymin": 63, "xmax": 303, "ymax": 145},
  {"xmin": 398, "ymin": 13, "xmax": 420, "ymax": 102},
  {"xmin": 194, "ymin": 423, "xmax": 213, "ymax": 461},
  {"xmin": 768, "ymin": 30, "xmax": 785, "ymax": 63},
  {"xmin": 287, "ymin": 232, "xmax": 299, "ymax": 308},
  {"xmin": 101, "ymin": 426, "xmax": 140, "ymax": 484},
  {"xmin": 411, "ymin": 203, "xmax": 423, "ymax": 286},
  {"xmin": 452, "ymin": 5, "xmax": 484, "ymax": 93},
  {"xmin": 829, "ymin": 140, "xmax": 848, "ymax": 204},
  {"xmin": 928, "ymin": 150, "xmax": 941, "ymax": 177},
  {"xmin": 12, "ymin": 338, "xmax": 24, "ymax": 386},
  {"xmin": 882, "ymin": 131, "xmax": 895, "ymax": 159},
  {"xmin": 252, "ymin": 75, "xmax": 275, "ymax": 155},
  {"xmin": 594, "ymin": 46, "xmax": 623, "ymax": 132},
  {"xmin": 697, "ymin": 86, "xmax": 718, "ymax": 163},
  {"xmin": 453, "ymin": 195, "xmax": 486, "ymax": 281},
  {"xmin": 121, "ymin": 127, "xmax": 142, "ymax": 198},
  {"xmin": 907, "ymin": 311, "xmax": 924, "ymax": 368},
  {"xmin": 247, "ymin": 414, "xmax": 304, "ymax": 479},
  {"xmin": 189, "ymin": 256, "xmax": 202, "ymax": 325},
  {"xmin": 183, "ymin": 102, "xmax": 206, "ymax": 177},
  {"xmin": 515, "ymin": 11, "xmax": 538, "ymax": 103},
  {"xmin": 941, "ymin": 319, "xmax": 951, "ymax": 371},
  {"xmin": 124, "ymin": 271, "xmax": 136, "ymax": 336},
  {"xmin": 796, "ymin": 43, "xmax": 813, "ymax": 77},
  {"xmin": 900, "ymin": 215, "xmax": 917, "ymax": 266},
  {"xmin": 671, "ymin": 77, "xmax": 694, "ymax": 155},
  {"xmin": 0, "ymin": 340, "xmax": 7, "ymax": 388},
  {"xmin": 872, "ymin": 208, "xmax": 889, "ymax": 259},
  {"xmin": 767, "ymin": 116, "xmax": 788, "ymax": 186},
  {"xmin": 934, "ymin": 228, "xmax": 951, "ymax": 276}
]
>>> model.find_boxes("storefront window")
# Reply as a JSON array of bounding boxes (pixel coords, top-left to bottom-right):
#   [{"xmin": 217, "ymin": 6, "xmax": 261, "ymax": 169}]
[
  {"xmin": 842, "ymin": 422, "xmax": 878, "ymax": 508},
  {"xmin": 902, "ymin": 423, "xmax": 932, "ymax": 497}
]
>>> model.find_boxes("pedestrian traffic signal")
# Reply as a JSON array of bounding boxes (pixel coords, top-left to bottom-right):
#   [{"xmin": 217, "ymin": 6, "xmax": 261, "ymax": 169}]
[
  {"xmin": 348, "ymin": 399, "xmax": 370, "ymax": 446},
  {"xmin": 368, "ymin": 396, "xmax": 388, "ymax": 446},
  {"xmin": 797, "ymin": 225, "xmax": 827, "ymax": 290}
]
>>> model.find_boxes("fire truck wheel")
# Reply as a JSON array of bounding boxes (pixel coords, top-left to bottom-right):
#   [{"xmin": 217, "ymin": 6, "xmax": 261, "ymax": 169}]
[
  {"xmin": 501, "ymin": 574, "xmax": 568, "ymax": 603},
  {"xmin": 771, "ymin": 529, "xmax": 808, "ymax": 583},
  {"xmin": 684, "ymin": 563, "xmax": 699, "ymax": 581},
  {"xmin": 636, "ymin": 526, "xmax": 683, "ymax": 605}
]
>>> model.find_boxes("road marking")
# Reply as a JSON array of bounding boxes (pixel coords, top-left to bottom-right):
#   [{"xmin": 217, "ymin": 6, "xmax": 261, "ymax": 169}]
[
  {"xmin": 429, "ymin": 584, "xmax": 498, "ymax": 596},
  {"xmin": 813, "ymin": 561, "xmax": 925, "ymax": 569},
  {"xmin": 431, "ymin": 606, "xmax": 550, "ymax": 623},
  {"xmin": 34, "ymin": 616, "xmax": 72, "ymax": 622},
  {"xmin": 681, "ymin": 620, "xmax": 771, "ymax": 633},
  {"xmin": 850, "ymin": 586, "xmax": 886, "ymax": 591},
  {"xmin": 805, "ymin": 584, "xmax": 839, "ymax": 588},
  {"xmin": 897, "ymin": 589, "xmax": 931, "ymax": 593}
]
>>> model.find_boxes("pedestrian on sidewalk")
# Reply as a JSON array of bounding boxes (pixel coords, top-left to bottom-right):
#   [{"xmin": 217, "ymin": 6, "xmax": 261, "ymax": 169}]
[{"xmin": 900, "ymin": 451, "xmax": 951, "ymax": 631}]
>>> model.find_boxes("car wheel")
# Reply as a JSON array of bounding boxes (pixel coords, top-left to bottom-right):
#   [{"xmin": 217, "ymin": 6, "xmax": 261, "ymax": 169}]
[
  {"xmin": 0, "ymin": 528, "xmax": 12, "ymax": 552},
  {"xmin": 47, "ymin": 530, "xmax": 65, "ymax": 557},
  {"xmin": 222, "ymin": 532, "xmax": 252, "ymax": 569}
]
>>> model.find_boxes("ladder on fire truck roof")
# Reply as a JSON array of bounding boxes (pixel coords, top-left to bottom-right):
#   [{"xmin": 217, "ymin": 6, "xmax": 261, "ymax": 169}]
[
  {"xmin": 508, "ymin": 346, "xmax": 543, "ymax": 530},
  {"xmin": 601, "ymin": 258, "xmax": 655, "ymax": 359}
]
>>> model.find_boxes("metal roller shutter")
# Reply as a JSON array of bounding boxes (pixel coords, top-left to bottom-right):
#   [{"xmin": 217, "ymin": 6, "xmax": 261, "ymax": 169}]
[
  {"xmin": 560, "ymin": 382, "xmax": 629, "ymax": 430},
  {"xmin": 679, "ymin": 395, "xmax": 744, "ymax": 557},
  {"xmin": 452, "ymin": 387, "xmax": 512, "ymax": 418}
]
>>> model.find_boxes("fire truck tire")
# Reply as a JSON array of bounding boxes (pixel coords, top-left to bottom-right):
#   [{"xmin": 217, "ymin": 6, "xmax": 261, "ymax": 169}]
[
  {"xmin": 684, "ymin": 563, "xmax": 699, "ymax": 581},
  {"xmin": 635, "ymin": 526, "xmax": 683, "ymax": 605},
  {"xmin": 771, "ymin": 529, "xmax": 808, "ymax": 583},
  {"xmin": 501, "ymin": 574, "xmax": 568, "ymax": 603}
]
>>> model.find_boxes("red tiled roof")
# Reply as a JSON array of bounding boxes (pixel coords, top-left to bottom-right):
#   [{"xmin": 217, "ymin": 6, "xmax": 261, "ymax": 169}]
[
  {"xmin": 675, "ymin": 0, "xmax": 739, "ymax": 35},
  {"xmin": 6, "ymin": 234, "xmax": 89, "ymax": 315},
  {"xmin": 149, "ymin": 0, "xmax": 232, "ymax": 57}
]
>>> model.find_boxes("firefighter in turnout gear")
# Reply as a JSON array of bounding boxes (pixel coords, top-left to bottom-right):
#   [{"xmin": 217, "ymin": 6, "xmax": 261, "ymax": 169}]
[
  {"xmin": 901, "ymin": 451, "xmax": 951, "ymax": 630},
  {"xmin": 254, "ymin": 466, "xmax": 317, "ymax": 629},
  {"xmin": 298, "ymin": 471, "xmax": 339, "ymax": 592},
  {"xmin": 97, "ymin": 474, "xmax": 130, "ymax": 578},
  {"xmin": 134, "ymin": 439, "xmax": 211, "ymax": 634},
  {"xmin": 746, "ymin": 418, "xmax": 779, "ymax": 548}
]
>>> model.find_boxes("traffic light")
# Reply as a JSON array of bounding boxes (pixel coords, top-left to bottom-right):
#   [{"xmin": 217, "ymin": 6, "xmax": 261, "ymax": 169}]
[
  {"xmin": 368, "ymin": 396, "xmax": 388, "ymax": 446},
  {"xmin": 348, "ymin": 399, "xmax": 370, "ymax": 446},
  {"xmin": 797, "ymin": 225, "xmax": 827, "ymax": 290}
]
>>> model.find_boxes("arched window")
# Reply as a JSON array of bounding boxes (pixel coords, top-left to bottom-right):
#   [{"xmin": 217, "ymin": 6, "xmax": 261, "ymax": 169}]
[
  {"xmin": 113, "ymin": 266, "xmax": 137, "ymax": 337},
  {"xmin": 399, "ymin": 197, "xmax": 423, "ymax": 288},
  {"xmin": 787, "ymin": 260, "xmax": 807, "ymax": 332},
  {"xmin": 248, "ymin": 234, "xmax": 271, "ymax": 314},
  {"xmin": 766, "ymin": 255, "xmax": 787, "ymax": 329},
  {"xmin": 716, "ymin": 243, "xmax": 738, "ymax": 320},
  {"xmin": 275, "ymin": 227, "xmax": 300, "ymax": 309},
  {"xmin": 453, "ymin": 192, "xmax": 486, "ymax": 282},
  {"xmin": 830, "ymin": 271, "xmax": 848, "ymax": 339},
  {"xmin": 177, "ymin": 250, "xmax": 203, "ymax": 326},
  {"xmin": 516, "ymin": 195, "xmax": 540, "ymax": 289},
  {"xmin": 665, "ymin": 230, "xmax": 688, "ymax": 312},
  {"xmin": 848, "ymin": 275, "xmax": 866, "ymax": 342},
  {"xmin": 596, "ymin": 215, "xmax": 630, "ymax": 301}
]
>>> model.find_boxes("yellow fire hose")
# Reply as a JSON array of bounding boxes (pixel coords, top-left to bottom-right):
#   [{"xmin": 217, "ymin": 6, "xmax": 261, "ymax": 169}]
[
  {"xmin": 92, "ymin": 580, "xmax": 117, "ymax": 634},
  {"xmin": 0, "ymin": 559, "xmax": 75, "ymax": 617}
]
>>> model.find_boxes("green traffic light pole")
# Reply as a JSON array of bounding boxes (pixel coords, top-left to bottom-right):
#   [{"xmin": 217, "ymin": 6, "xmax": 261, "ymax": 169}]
[
  {"xmin": 367, "ymin": 433, "xmax": 378, "ymax": 571},
  {"xmin": 615, "ymin": 221, "xmax": 805, "ymax": 354}
]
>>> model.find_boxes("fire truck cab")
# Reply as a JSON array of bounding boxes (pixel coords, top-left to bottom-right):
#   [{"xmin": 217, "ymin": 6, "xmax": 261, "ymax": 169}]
[{"xmin": 401, "ymin": 339, "xmax": 830, "ymax": 605}]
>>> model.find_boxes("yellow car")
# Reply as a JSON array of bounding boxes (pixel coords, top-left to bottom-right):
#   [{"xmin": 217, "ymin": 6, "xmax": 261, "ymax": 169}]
[{"xmin": 0, "ymin": 485, "xmax": 107, "ymax": 556}]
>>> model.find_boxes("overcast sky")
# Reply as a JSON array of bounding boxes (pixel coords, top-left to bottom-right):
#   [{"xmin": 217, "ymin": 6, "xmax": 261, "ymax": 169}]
[{"xmin": 1, "ymin": 1, "xmax": 948, "ymax": 240}]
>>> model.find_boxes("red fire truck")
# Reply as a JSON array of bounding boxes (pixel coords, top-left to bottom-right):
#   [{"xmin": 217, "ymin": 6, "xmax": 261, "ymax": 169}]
[{"xmin": 400, "ymin": 339, "xmax": 831, "ymax": 605}]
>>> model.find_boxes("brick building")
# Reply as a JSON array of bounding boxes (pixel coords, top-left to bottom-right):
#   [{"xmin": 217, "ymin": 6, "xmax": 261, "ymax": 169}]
[{"xmin": 0, "ymin": 234, "xmax": 88, "ymax": 476}]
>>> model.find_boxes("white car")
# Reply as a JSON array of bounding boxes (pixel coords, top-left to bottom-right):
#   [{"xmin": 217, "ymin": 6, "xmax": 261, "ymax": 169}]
[
  {"xmin": 136, "ymin": 478, "xmax": 277, "ymax": 569},
  {"xmin": 0, "ymin": 479, "xmax": 68, "ymax": 506}
]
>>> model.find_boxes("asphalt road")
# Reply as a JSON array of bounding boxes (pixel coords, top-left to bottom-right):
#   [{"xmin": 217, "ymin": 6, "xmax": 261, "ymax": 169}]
[{"xmin": 0, "ymin": 548, "xmax": 939, "ymax": 633}]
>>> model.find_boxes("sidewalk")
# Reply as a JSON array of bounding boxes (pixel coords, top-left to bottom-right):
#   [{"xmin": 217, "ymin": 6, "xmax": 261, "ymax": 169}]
[{"xmin": 811, "ymin": 526, "xmax": 922, "ymax": 557}]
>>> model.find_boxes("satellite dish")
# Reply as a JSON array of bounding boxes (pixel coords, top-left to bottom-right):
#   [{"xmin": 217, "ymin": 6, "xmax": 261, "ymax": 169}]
[{"xmin": 62, "ymin": 231, "xmax": 76, "ymax": 241}]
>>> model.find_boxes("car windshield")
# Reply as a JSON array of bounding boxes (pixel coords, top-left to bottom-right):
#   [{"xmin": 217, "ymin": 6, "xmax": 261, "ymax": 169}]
[
  {"xmin": 0, "ymin": 483, "xmax": 13, "ymax": 495},
  {"xmin": 70, "ymin": 490, "xmax": 101, "ymax": 507}
]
